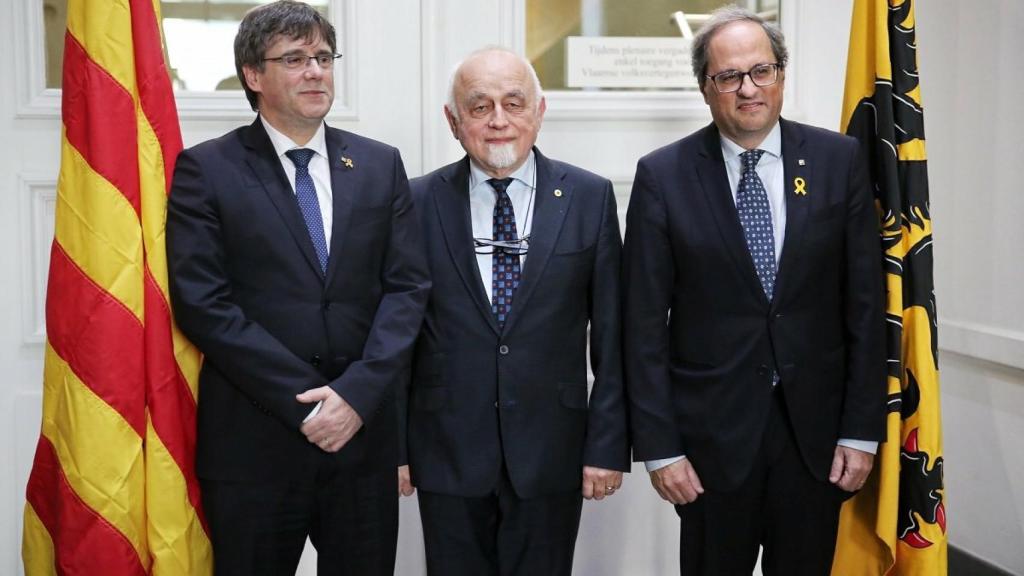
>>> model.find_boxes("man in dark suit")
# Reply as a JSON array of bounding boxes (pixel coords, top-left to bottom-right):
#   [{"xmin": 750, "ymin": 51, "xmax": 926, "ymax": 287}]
[
  {"xmin": 400, "ymin": 47, "xmax": 629, "ymax": 576},
  {"xmin": 623, "ymin": 6, "xmax": 886, "ymax": 575},
  {"xmin": 166, "ymin": 2, "xmax": 428, "ymax": 574}
]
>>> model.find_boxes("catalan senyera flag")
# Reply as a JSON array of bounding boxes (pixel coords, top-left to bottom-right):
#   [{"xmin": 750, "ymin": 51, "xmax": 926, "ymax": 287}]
[
  {"xmin": 832, "ymin": 1, "xmax": 946, "ymax": 575},
  {"xmin": 21, "ymin": 0, "xmax": 212, "ymax": 573}
]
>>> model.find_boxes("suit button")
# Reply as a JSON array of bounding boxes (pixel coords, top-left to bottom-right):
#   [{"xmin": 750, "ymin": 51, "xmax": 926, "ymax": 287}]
[
  {"xmin": 498, "ymin": 345, "xmax": 509, "ymax": 355},
  {"xmin": 311, "ymin": 354, "xmax": 322, "ymax": 367},
  {"xmin": 774, "ymin": 313, "xmax": 784, "ymax": 319}
]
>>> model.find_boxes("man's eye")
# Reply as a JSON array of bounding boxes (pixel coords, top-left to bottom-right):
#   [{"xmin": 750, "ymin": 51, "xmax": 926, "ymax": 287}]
[
  {"xmin": 283, "ymin": 55, "xmax": 305, "ymax": 67},
  {"xmin": 316, "ymin": 54, "xmax": 334, "ymax": 65},
  {"xmin": 717, "ymin": 71, "xmax": 741, "ymax": 83}
]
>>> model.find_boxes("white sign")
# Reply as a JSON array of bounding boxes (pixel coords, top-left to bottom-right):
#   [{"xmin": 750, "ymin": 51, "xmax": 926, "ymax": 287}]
[{"xmin": 566, "ymin": 36, "xmax": 696, "ymax": 89}]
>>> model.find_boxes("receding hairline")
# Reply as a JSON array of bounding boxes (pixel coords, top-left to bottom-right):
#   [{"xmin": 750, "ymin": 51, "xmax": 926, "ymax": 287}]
[{"xmin": 446, "ymin": 47, "xmax": 543, "ymax": 119}]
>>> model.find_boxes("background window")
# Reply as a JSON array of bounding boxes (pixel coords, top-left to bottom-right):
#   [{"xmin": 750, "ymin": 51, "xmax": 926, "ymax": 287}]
[
  {"xmin": 526, "ymin": 0, "xmax": 779, "ymax": 91},
  {"xmin": 43, "ymin": 0, "xmax": 328, "ymax": 91}
]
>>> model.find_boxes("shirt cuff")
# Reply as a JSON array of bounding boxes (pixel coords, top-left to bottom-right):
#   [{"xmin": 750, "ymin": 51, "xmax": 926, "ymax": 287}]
[
  {"xmin": 644, "ymin": 455, "xmax": 686, "ymax": 472},
  {"xmin": 302, "ymin": 400, "xmax": 323, "ymax": 423},
  {"xmin": 837, "ymin": 438, "xmax": 878, "ymax": 455}
]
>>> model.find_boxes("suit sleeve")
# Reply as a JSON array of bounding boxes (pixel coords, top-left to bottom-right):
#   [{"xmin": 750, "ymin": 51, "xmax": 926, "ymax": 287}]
[
  {"xmin": 167, "ymin": 149, "xmax": 328, "ymax": 428},
  {"xmin": 582, "ymin": 181, "xmax": 631, "ymax": 472},
  {"xmin": 622, "ymin": 159, "xmax": 686, "ymax": 461},
  {"xmin": 838, "ymin": 140, "xmax": 887, "ymax": 440},
  {"xmin": 325, "ymin": 149, "xmax": 431, "ymax": 426}
]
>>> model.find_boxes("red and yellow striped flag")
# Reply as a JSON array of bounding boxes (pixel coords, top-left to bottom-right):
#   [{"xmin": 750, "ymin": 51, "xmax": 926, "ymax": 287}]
[
  {"xmin": 22, "ymin": 0, "xmax": 212, "ymax": 573},
  {"xmin": 832, "ymin": 1, "xmax": 946, "ymax": 574}
]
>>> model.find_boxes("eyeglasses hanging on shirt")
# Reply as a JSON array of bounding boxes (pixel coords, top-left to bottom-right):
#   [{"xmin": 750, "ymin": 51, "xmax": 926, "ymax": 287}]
[{"xmin": 473, "ymin": 175, "xmax": 535, "ymax": 256}]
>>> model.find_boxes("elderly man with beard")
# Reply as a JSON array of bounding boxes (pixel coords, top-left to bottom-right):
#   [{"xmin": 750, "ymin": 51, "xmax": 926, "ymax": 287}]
[{"xmin": 399, "ymin": 47, "xmax": 630, "ymax": 576}]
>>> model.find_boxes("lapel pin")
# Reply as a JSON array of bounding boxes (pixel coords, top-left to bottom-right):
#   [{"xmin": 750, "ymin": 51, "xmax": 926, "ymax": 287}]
[
  {"xmin": 553, "ymin": 189, "xmax": 563, "ymax": 197},
  {"xmin": 341, "ymin": 156, "xmax": 354, "ymax": 169},
  {"xmin": 798, "ymin": 159, "xmax": 806, "ymax": 166},
  {"xmin": 793, "ymin": 177, "xmax": 807, "ymax": 196}
]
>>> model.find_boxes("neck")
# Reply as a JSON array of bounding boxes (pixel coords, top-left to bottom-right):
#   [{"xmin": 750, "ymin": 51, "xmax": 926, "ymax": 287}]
[{"xmin": 261, "ymin": 114, "xmax": 321, "ymax": 146}]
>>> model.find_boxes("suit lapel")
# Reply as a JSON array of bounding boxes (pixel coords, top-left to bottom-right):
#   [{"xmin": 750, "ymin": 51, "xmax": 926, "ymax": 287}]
[
  {"xmin": 241, "ymin": 118, "xmax": 324, "ymax": 279},
  {"xmin": 501, "ymin": 149, "xmax": 571, "ymax": 335},
  {"xmin": 694, "ymin": 124, "xmax": 769, "ymax": 305},
  {"xmin": 434, "ymin": 159, "xmax": 499, "ymax": 333},
  {"xmin": 773, "ymin": 118, "xmax": 812, "ymax": 307},
  {"xmin": 324, "ymin": 127, "xmax": 354, "ymax": 287}
]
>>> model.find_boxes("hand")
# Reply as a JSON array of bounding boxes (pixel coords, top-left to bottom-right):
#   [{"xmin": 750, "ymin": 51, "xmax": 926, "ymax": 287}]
[
  {"xmin": 297, "ymin": 386, "xmax": 363, "ymax": 453},
  {"xmin": 649, "ymin": 458, "xmax": 704, "ymax": 505},
  {"xmin": 829, "ymin": 445, "xmax": 875, "ymax": 492},
  {"xmin": 398, "ymin": 465, "xmax": 415, "ymax": 497},
  {"xmin": 582, "ymin": 466, "xmax": 623, "ymax": 500}
]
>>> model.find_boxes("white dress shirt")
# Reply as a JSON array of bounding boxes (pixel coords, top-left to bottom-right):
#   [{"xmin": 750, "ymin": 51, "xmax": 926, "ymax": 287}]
[
  {"xmin": 261, "ymin": 117, "xmax": 334, "ymax": 249},
  {"xmin": 645, "ymin": 123, "xmax": 875, "ymax": 473},
  {"xmin": 468, "ymin": 152, "xmax": 537, "ymax": 302}
]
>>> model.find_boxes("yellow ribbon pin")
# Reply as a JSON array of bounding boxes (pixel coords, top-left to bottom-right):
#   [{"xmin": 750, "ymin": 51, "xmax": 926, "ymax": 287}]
[
  {"xmin": 793, "ymin": 177, "xmax": 807, "ymax": 196},
  {"xmin": 341, "ymin": 156, "xmax": 354, "ymax": 169}
]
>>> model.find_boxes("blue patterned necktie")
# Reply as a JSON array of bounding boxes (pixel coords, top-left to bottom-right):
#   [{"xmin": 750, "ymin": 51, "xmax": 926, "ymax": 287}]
[
  {"xmin": 489, "ymin": 178, "xmax": 520, "ymax": 329},
  {"xmin": 737, "ymin": 149, "xmax": 776, "ymax": 299},
  {"xmin": 285, "ymin": 148, "xmax": 329, "ymax": 274}
]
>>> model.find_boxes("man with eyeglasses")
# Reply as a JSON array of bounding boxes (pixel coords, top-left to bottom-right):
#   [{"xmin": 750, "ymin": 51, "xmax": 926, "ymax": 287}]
[
  {"xmin": 165, "ymin": 1, "xmax": 428, "ymax": 574},
  {"xmin": 400, "ymin": 47, "xmax": 629, "ymax": 576},
  {"xmin": 623, "ymin": 6, "xmax": 885, "ymax": 575}
]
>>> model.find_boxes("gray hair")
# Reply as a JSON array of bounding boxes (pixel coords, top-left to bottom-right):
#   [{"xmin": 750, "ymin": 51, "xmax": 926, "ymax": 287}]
[
  {"xmin": 445, "ymin": 46, "xmax": 544, "ymax": 121},
  {"xmin": 690, "ymin": 5, "xmax": 788, "ymax": 91},
  {"xmin": 234, "ymin": 0, "xmax": 336, "ymax": 111}
]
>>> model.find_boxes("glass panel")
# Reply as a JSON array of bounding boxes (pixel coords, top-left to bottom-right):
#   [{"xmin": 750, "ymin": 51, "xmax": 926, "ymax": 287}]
[
  {"xmin": 526, "ymin": 0, "xmax": 779, "ymax": 92},
  {"xmin": 43, "ymin": 0, "xmax": 328, "ymax": 91}
]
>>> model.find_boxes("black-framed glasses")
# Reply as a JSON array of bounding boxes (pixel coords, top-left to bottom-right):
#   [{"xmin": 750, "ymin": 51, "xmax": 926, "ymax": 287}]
[
  {"xmin": 263, "ymin": 53, "xmax": 342, "ymax": 70},
  {"xmin": 706, "ymin": 63, "xmax": 780, "ymax": 93},
  {"xmin": 474, "ymin": 236, "xmax": 530, "ymax": 256}
]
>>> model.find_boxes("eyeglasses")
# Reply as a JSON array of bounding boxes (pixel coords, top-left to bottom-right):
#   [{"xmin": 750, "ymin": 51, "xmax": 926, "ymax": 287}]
[
  {"xmin": 706, "ymin": 63, "xmax": 780, "ymax": 93},
  {"xmin": 263, "ymin": 53, "xmax": 342, "ymax": 70},
  {"xmin": 474, "ymin": 236, "xmax": 530, "ymax": 256}
]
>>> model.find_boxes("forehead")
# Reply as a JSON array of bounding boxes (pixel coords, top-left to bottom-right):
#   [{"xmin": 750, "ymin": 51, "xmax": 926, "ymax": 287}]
[
  {"xmin": 266, "ymin": 33, "xmax": 330, "ymax": 54},
  {"xmin": 455, "ymin": 52, "xmax": 534, "ymax": 102},
  {"xmin": 706, "ymin": 21, "xmax": 774, "ymax": 70}
]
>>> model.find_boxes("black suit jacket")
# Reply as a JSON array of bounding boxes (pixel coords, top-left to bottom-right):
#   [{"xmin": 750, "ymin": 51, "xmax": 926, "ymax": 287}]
[
  {"xmin": 404, "ymin": 149, "xmax": 629, "ymax": 499},
  {"xmin": 167, "ymin": 118, "xmax": 429, "ymax": 481},
  {"xmin": 623, "ymin": 119, "xmax": 886, "ymax": 491}
]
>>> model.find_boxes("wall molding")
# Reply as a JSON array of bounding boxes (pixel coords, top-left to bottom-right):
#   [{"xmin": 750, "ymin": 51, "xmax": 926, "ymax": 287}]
[
  {"xmin": 18, "ymin": 174, "xmax": 56, "ymax": 347},
  {"xmin": 13, "ymin": 0, "xmax": 358, "ymax": 122},
  {"xmin": 939, "ymin": 318, "xmax": 1024, "ymax": 372}
]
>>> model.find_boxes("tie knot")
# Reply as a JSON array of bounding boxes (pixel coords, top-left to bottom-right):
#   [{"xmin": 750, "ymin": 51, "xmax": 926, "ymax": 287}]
[
  {"xmin": 740, "ymin": 149, "xmax": 765, "ymax": 171},
  {"xmin": 286, "ymin": 148, "xmax": 315, "ymax": 169},
  {"xmin": 488, "ymin": 178, "xmax": 515, "ymax": 195}
]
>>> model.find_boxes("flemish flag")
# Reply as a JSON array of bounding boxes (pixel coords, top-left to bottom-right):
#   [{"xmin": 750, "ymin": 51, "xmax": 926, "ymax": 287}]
[
  {"xmin": 832, "ymin": 1, "xmax": 946, "ymax": 575},
  {"xmin": 21, "ymin": 0, "xmax": 212, "ymax": 573}
]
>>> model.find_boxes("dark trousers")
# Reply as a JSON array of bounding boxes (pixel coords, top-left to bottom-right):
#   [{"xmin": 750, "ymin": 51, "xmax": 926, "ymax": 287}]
[
  {"xmin": 417, "ymin": 470, "xmax": 583, "ymax": 576},
  {"xmin": 201, "ymin": 461, "xmax": 397, "ymax": 576},
  {"xmin": 676, "ymin": 389, "xmax": 849, "ymax": 576}
]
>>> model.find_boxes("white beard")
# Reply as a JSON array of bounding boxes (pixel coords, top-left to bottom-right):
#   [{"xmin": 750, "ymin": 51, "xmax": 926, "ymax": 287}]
[{"xmin": 486, "ymin": 142, "xmax": 518, "ymax": 170}]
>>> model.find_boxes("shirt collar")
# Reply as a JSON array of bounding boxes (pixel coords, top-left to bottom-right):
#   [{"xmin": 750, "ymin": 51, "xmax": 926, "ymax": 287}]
[
  {"xmin": 468, "ymin": 150, "xmax": 537, "ymax": 192},
  {"xmin": 261, "ymin": 116, "xmax": 328, "ymax": 160},
  {"xmin": 719, "ymin": 121, "xmax": 782, "ymax": 162}
]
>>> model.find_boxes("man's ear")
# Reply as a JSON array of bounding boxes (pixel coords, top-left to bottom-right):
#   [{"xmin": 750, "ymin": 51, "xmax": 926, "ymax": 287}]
[
  {"xmin": 242, "ymin": 65, "xmax": 262, "ymax": 94},
  {"xmin": 443, "ymin": 106, "xmax": 459, "ymax": 140}
]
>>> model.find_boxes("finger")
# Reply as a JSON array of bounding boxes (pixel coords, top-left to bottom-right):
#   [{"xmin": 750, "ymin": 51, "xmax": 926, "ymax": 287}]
[
  {"xmin": 582, "ymin": 478, "xmax": 595, "ymax": 500},
  {"xmin": 829, "ymin": 450, "xmax": 846, "ymax": 484},
  {"xmin": 684, "ymin": 465, "xmax": 705, "ymax": 495},
  {"xmin": 296, "ymin": 387, "xmax": 328, "ymax": 404}
]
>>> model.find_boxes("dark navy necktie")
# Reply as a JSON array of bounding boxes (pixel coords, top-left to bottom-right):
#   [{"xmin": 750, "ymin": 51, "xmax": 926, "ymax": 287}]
[
  {"xmin": 737, "ymin": 149, "xmax": 776, "ymax": 299},
  {"xmin": 489, "ymin": 178, "xmax": 520, "ymax": 329},
  {"xmin": 285, "ymin": 148, "xmax": 329, "ymax": 274}
]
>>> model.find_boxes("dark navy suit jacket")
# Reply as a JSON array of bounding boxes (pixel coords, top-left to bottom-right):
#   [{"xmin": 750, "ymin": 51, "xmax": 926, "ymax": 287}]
[
  {"xmin": 404, "ymin": 149, "xmax": 630, "ymax": 499},
  {"xmin": 623, "ymin": 119, "xmax": 886, "ymax": 491},
  {"xmin": 167, "ymin": 118, "xmax": 429, "ymax": 481}
]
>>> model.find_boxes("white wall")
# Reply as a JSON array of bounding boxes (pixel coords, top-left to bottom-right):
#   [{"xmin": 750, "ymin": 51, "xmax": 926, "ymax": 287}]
[
  {"xmin": 917, "ymin": 1, "xmax": 1024, "ymax": 572},
  {"xmin": 2, "ymin": 0, "xmax": 1022, "ymax": 574}
]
